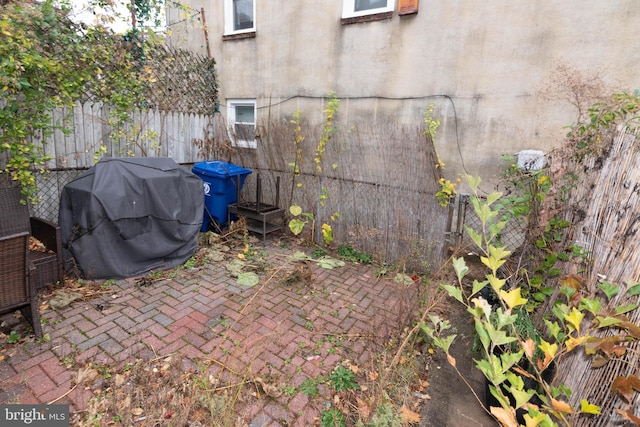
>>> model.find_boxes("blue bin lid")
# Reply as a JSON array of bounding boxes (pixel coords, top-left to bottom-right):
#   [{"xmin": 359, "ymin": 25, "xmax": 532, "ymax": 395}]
[{"xmin": 192, "ymin": 161, "xmax": 252, "ymax": 178}]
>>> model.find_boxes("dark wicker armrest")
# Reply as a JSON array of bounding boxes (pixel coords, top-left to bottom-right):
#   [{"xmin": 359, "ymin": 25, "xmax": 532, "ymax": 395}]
[
  {"xmin": 29, "ymin": 217, "xmax": 64, "ymax": 287},
  {"xmin": 30, "ymin": 217, "xmax": 62, "ymax": 253}
]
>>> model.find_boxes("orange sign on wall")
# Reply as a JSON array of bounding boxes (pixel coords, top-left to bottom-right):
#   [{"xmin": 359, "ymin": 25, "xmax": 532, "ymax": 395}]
[{"xmin": 398, "ymin": 0, "xmax": 419, "ymax": 15}]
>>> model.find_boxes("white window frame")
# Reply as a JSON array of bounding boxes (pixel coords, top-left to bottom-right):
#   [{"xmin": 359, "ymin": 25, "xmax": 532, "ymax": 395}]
[
  {"xmin": 224, "ymin": 0, "xmax": 256, "ymax": 36},
  {"xmin": 342, "ymin": 0, "xmax": 394, "ymax": 19},
  {"xmin": 227, "ymin": 99, "xmax": 257, "ymax": 149}
]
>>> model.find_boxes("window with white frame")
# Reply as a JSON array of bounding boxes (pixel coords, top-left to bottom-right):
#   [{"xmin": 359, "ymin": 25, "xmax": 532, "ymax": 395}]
[
  {"xmin": 342, "ymin": 0, "xmax": 393, "ymax": 18},
  {"xmin": 224, "ymin": 0, "xmax": 255, "ymax": 35},
  {"xmin": 227, "ymin": 99, "xmax": 257, "ymax": 148}
]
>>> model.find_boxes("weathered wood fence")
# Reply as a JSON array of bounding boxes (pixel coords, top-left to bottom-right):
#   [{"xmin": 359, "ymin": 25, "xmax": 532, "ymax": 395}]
[{"xmin": 33, "ymin": 102, "xmax": 210, "ymax": 169}]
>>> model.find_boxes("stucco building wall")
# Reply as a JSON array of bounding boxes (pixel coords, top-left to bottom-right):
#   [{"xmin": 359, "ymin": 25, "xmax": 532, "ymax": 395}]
[{"xmin": 167, "ymin": 1, "xmax": 640, "ymax": 187}]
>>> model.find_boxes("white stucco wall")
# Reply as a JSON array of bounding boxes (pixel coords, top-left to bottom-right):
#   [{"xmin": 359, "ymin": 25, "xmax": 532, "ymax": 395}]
[{"xmin": 167, "ymin": 1, "xmax": 640, "ymax": 188}]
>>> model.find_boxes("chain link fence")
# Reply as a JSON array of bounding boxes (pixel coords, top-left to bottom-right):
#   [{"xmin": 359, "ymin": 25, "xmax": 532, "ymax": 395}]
[
  {"xmin": 450, "ymin": 193, "xmax": 526, "ymax": 254},
  {"xmin": 30, "ymin": 168, "xmax": 89, "ymax": 222}
]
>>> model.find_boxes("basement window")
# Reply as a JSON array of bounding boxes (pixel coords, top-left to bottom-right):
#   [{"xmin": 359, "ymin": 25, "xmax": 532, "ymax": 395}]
[{"xmin": 227, "ymin": 99, "xmax": 257, "ymax": 149}]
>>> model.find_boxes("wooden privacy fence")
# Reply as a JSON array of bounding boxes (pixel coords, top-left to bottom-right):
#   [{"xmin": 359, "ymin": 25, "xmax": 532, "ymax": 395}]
[
  {"xmin": 0, "ymin": 101, "xmax": 214, "ymax": 221},
  {"xmin": 27, "ymin": 102, "xmax": 212, "ymax": 170}
]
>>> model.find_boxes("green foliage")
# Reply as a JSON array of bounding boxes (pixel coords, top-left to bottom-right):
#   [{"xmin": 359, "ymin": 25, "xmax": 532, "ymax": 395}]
[
  {"xmin": 290, "ymin": 251, "xmax": 345, "ymax": 269},
  {"xmin": 299, "ymin": 377, "xmax": 321, "ymax": 398},
  {"xmin": 315, "ymin": 92, "xmax": 340, "ymax": 173},
  {"xmin": 183, "ymin": 257, "xmax": 197, "ymax": 269},
  {"xmin": 6, "ymin": 330, "xmax": 21, "ymax": 344},
  {"xmin": 1, "ymin": 1, "xmax": 92, "ymax": 198},
  {"xmin": 368, "ymin": 402, "xmax": 403, "ymax": 427},
  {"xmin": 312, "ymin": 246, "xmax": 328, "ymax": 259},
  {"xmin": 337, "ymin": 244, "xmax": 373, "ymax": 264},
  {"xmin": 423, "ymin": 103, "xmax": 441, "ymax": 141},
  {"xmin": 327, "ymin": 365, "xmax": 360, "ymax": 392},
  {"xmin": 495, "ymin": 157, "xmax": 575, "ymax": 310},
  {"xmin": 428, "ymin": 101, "xmax": 457, "ymax": 208},
  {"xmin": 436, "ymin": 177, "xmax": 460, "ymax": 207},
  {"xmin": 426, "ymin": 172, "xmax": 640, "ymax": 425},
  {"xmin": 569, "ymin": 92, "xmax": 640, "ymax": 158},
  {"xmin": 497, "ymin": 156, "xmax": 551, "ymax": 224},
  {"xmin": 320, "ymin": 408, "xmax": 347, "ymax": 427},
  {"xmin": 236, "ymin": 271, "xmax": 259, "ymax": 287},
  {"xmin": 0, "ymin": 0, "xmax": 171, "ymax": 201},
  {"xmin": 288, "ymin": 93, "xmax": 341, "ymax": 245},
  {"xmin": 288, "ymin": 204, "xmax": 314, "ymax": 236},
  {"xmin": 423, "ymin": 176, "xmax": 625, "ymax": 426}
]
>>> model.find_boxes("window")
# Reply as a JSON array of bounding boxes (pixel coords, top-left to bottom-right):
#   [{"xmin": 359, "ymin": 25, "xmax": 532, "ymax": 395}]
[
  {"xmin": 342, "ymin": 0, "xmax": 393, "ymax": 18},
  {"xmin": 227, "ymin": 99, "xmax": 257, "ymax": 148},
  {"xmin": 224, "ymin": 0, "xmax": 255, "ymax": 35}
]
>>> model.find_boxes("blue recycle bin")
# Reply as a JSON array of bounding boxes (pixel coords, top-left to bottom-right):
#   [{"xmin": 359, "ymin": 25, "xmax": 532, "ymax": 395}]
[{"xmin": 192, "ymin": 161, "xmax": 252, "ymax": 232}]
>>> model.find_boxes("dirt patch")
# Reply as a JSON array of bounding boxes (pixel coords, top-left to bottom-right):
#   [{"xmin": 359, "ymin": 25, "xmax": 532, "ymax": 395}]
[
  {"xmin": 418, "ymin": 299, "xmax": 497, "ymax": 426},
  {"xmin": 418, "ymin": 255, "xmax": 497, "ymax": 427}
]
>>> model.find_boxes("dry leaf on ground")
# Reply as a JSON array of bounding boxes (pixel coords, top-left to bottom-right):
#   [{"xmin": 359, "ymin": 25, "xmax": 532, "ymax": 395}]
[{"xmin": 399, "ymin": 404, "xmax": 421, "ymax": 423}]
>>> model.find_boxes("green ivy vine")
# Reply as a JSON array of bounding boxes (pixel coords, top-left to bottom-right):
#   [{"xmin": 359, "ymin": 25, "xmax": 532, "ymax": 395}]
[{"xmin": 0, "ymin": 0, "xmax": 160, "ymax": 201}]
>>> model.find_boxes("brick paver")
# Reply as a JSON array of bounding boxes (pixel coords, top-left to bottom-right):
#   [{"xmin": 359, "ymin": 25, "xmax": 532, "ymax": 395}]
[{"xmin": 0, "ymin": 240, "xmax": 418, "ymax": 424}]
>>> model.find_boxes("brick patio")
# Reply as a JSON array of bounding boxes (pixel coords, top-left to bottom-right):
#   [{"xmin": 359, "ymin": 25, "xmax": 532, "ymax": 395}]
[{"xmin": 0, "ymin": 238, "xmax": 418, "ymax": 426}]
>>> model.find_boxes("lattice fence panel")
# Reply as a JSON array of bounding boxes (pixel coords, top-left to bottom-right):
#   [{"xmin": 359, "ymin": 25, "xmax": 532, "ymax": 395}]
[{"xmin": 79, "ymin": 37, "xmax": 217, "ymax": 115}]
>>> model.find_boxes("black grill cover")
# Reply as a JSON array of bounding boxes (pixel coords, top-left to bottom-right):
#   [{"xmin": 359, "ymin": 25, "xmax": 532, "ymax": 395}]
[{"xmin": 59, "ymin": 157, "xmax": 204, "ymax": 279}]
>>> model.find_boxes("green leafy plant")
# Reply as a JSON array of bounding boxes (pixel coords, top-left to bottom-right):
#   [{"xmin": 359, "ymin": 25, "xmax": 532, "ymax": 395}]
[
  {"xmin": 284, "ymin": 385, "xmax": 296, "ymax": 396},
  {"xmin": 290, "ymin": 251, "xmax": 345, "ymax": 269},
  {"xmin": 434, "ymin": 155, "xmax": 461, "ymax": 207},
  {"xmin": 434, "ymin": 174, "xmax": 640, "ymax": 426},
  {"xmin": 1, "ymin": 0, "xmax": 210, "ymax": 201},
  {"xmin": 300, "ymin": 377, "xmax": 321, "ymax": 398},
  {"xmin": 337, "ymin": 243, "xmax": 373, "ymax": 264},
  {"xmin": 183, "ymin": 257, "xmax": 197, "ymax": 269},
  {"xmin": 312, "ymin": 247, "xmax": 328, "ymax": 259},
  {"xmin": 327, "ymin": 365, "xmax": 360, "ymax": 392},
  {"xmin": 425, "ymin": 104, "xmax": 459, "ymax": 208},
  {"xmin": 289, "ymin": 205, "xmax": 315, "ymax": 236},
  {"xmin": 569, "ymin": 92, "xmax": 640, "ymax": 159},
  {"xmin": 288, "ymin": 92, "xmax": 340, "ymax": 246},
  {"xmin": 368, "ymin": 402, "xmax": 404, "ymax": 427},
  {"xmin": 423, "ymin": 103, "xmax": 441, "ymax": 141},
  {"xmin": 423, "ymin": 175, "xmax": 619, "ymax": 427},
  {"xmin": 315, "ymin": 92, "xmax": 340, "ymax": 173},
  {"xmin": 0, "ymin": 1, "xmax": 160, "ymax": 201},
  {"xmin": 6, "ymin": 330, "xmax": 21, "ymax": 344},
  {"xmin": 320, "ymin": 408, "xmax": 347, "ymax": 427}
]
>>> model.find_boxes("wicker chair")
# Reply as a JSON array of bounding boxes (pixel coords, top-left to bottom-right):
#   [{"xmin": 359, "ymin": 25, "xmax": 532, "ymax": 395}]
[
  {"xmin": 0, "ymin": 185, "xmax": 63, "ymax": 336},
  {"xmin": 0, "ymin": 185, "xmax": 64, "ymax": 290},
  {"xmin": 0, "ymin": 231, "xmax": 43, "ymax": 337}
]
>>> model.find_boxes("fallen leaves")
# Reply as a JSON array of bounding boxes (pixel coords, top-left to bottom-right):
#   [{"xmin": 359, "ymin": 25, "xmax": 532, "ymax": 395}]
[
  {"xmin": 550, "ymin": 397, "xmax": 573, "ymax": 414},
  {"xmin": 399, "ymin": 404, "xmax": 421, "ymax": 423},
  {"xmin": 254, "ymin": 377, "xmax": 283, "ymax": 398},
  {"xmin": 74, "ymin": 366, "xmax": 98, "ymax": 385},
  {"xmin": 490, "ymin": 406, "xmax": 518, "ymax": 427},
  {"xmin": 612, "ymin": 375, "xmax": 640, "ymax": 402},
  {"xmin": 616, "ymin": 408, "xmax": 640, "ymax": 424},
  {"xmin": 48, "ymin": 291, "xmax": 83, "ymax": 310},
  {"xmin": 356, "ymin": 396, "xmax": 371, "ymax": 419}
]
